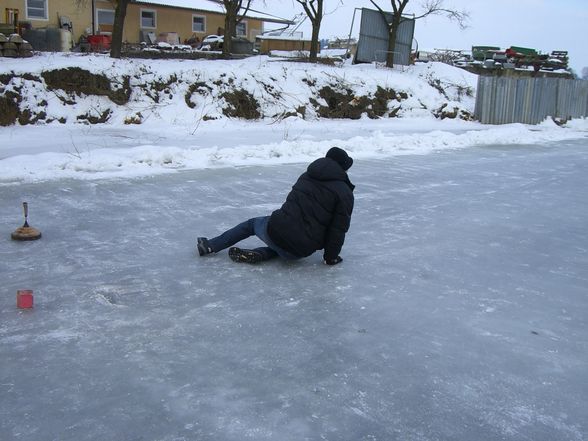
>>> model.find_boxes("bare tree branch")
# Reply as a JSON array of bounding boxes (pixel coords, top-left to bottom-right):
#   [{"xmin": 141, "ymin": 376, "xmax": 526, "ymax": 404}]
[
  {"xmin": 323, "ymin": 0, "xmax": 343, "ymax": 17},
  {"xmin": 369, "ymin": 0, "xmax": 387, "ymax": 17},
  {"xmin": 413, "ymin": 0, "xmax": 470, "ymax": 29},
  {"xmin": 236, "ymin": 0, "xmax": 253, "ymax": 26},
  {"xmin": 369, "ymin": 0, "xmax": 470, "ymax": 67}
]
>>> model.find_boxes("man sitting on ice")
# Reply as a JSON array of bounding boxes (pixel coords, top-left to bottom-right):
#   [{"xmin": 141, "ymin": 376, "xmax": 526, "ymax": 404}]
[{"xmin": 197, "ymin": 147, "xmax": 355, "ymax": 265}]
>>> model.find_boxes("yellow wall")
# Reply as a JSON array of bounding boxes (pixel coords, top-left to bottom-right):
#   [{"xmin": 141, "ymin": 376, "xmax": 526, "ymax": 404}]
[
  {"xmin": 258, "ymin": 38, "xmax": 313, "ymax": 54},
  {"xmin": 124, "ymin": 4, "xmax": 262, "ymax": 44},
  {"xmin": 2, "ymin": 0, "xmax": 91, "ymax": 42},
  {"xmin": 2, "ymin": 0, "xmax": 263, "ymax": 46}
]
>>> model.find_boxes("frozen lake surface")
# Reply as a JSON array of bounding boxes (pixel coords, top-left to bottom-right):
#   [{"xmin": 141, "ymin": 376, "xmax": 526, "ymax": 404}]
[{"xmin": 1, "ymin": 139, "xmax": 587, "ymax": 441}]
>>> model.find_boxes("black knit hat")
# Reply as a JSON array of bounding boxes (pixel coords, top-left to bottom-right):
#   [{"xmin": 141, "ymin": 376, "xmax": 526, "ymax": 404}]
[{"xmin": 326, "ymin": 147, "xmax": 353, "ymax": 171}]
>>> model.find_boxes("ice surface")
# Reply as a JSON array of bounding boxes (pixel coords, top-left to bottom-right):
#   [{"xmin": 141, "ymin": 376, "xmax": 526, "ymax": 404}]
[{"xmin": 1, "ymin": 139, "xmax": 587, "ymax": 440}]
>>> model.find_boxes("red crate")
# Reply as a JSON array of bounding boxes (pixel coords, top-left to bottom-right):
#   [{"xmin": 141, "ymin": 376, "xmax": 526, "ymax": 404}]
[
  {"xmin": 87, "ymin": 35, "xmax": 112, "ymax": 51},
  {"xmin": 17, "ymin": 290, "xmax": 34, "ymax": 309}
]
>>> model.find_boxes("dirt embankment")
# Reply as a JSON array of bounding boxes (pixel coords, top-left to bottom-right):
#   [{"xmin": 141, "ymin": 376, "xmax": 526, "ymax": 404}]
[{"xmin": 0, "ymin": 66, "xmax": 474, "ymax": 126}]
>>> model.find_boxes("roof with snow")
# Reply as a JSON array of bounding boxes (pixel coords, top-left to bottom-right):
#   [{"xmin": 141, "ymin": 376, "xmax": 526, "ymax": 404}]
[
  {"xmin": 133, "ymin": 0, "xmax": 293, "ymax": 25},
  {"xmin": 257, "ymin": 33, "xmax": 309, "ymax": 41}
]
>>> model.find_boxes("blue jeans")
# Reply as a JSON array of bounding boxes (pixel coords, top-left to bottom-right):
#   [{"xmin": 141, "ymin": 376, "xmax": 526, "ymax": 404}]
[{"xmin": 208, "ymin": 216, "xmax": 299, "ymax": 261}]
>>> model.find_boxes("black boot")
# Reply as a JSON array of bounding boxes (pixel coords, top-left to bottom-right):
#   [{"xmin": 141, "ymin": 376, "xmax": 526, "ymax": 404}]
[
  {"xmin": 229, "ymin": 247, "xmax": 263, "ymax": 263},
  {"xmin": 197, "ymin": 237, "xmax": 213, "ymax": 256}
]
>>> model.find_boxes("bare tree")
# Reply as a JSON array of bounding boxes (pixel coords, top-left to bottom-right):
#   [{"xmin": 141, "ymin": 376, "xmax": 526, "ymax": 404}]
[
  {"xmin": 582, "ymin": 67, "xmax": 588, "ymax": 81},
  {"xmin": 110, "ymin": 0, "xmax": 131, "ymax": 58},
  {"xmin": 294, "ymin": 0, "xmax": 323, "ymax": 63},
  {"xmin": 222, "ymin": 0, "xmax": 253, "ymax": 57},
  {"xmin": 294, "ymin": 0, "xmax": 344, "ymax": 63},
  {"xmin": 369, "ymin": 0, "xmax": 469, "ymax": 68}
]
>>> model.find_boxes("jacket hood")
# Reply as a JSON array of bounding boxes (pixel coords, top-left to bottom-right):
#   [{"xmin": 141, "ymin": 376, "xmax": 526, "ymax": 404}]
[{"xmin": 307, "ymin": 158, "xmax": 355, "ymax": 190}]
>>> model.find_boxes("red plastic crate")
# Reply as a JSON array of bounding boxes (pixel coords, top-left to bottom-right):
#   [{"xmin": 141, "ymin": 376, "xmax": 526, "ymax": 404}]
[
  {"xmin": 17, "ymin": 290, "xmax": 34, "ymax": 309},
  {"xmin": 87, "ymin": 35, "xmax": 112, "ymax": 51}
]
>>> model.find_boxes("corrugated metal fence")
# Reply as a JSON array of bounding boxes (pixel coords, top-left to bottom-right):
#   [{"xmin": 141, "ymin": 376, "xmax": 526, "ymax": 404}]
[
  {"xmin": 355, "ymin": 8, "xmax": 414, "ymax": 66},
  {"xmin": 475, "ymin": 76, "xmax": 588, "ymax": 124}
]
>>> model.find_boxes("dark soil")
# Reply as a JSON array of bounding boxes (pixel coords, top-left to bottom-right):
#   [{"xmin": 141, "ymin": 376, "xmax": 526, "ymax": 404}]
[
  {"xmin": 313, "ymin": 85, "xmax": 409, "ymax": 119},
  {"xmin": 76, "ymin": 109, "xmax": 112, "ymax": 124},
  {"xmin": 185, "ymin": 82, "xmax": 213, "ymax": 108},
  {"xmin": 0, "ymin": 93, "xmax": 20, "ymax": 126},
  {"xmin": 221, "ymin": 89, "xmax": 260, "ymax": 120},
  {"xmin": 42, "ymin": 67, "xmax": 131, "ymax": 105}
]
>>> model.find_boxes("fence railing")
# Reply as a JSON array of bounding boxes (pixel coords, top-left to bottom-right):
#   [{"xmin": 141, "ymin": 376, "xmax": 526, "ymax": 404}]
[{"xmin": 474, "ymin": 76, "xmax": 588, "ymax": 125}]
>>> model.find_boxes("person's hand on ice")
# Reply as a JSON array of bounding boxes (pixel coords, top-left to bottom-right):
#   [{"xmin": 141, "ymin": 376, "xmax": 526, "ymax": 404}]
[{"xmin": 323, "ymin": 256, "xmax": 343, "ymax": 265}]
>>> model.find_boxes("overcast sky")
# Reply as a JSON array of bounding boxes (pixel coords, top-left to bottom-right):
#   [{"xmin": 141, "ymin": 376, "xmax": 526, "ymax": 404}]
[{"xmin": 257, "ymin": 0, "xmax": 587, "ymax": 74}]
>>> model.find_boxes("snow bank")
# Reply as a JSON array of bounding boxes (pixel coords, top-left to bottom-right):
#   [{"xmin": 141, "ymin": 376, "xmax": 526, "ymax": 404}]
[
  {"xmin": 0, "ymin": 53, "xmax": 476, "ymax": 126},
  {"xmin": 1, "ymin": 121, "xmax": 586, "ymax": 183}
]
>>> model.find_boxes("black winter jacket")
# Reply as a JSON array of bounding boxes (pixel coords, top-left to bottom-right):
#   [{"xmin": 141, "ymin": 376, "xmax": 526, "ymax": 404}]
[{"xmin": 267, "ymin": 157, "xmax": 355, "ymax": 260}]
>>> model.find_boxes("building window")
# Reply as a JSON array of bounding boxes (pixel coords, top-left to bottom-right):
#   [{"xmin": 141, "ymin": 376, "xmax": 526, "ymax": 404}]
[
  {"xmin": 26, "ymin": 0, "xmax": 48, "ymax": 20},
  {"xmin": 236, "ymin": 21, "xmax": 247, "ymax": 37},
  {"xmin": 97, "ymin": 9, "xmax": 115, "ymax": 33},
  {"xmin": 141, "ymin": 9, "xmax": 157, "ymax": 29},
  {"xmin": 192, "ymin": 15, "xmax": 206, "ymax": 33}
]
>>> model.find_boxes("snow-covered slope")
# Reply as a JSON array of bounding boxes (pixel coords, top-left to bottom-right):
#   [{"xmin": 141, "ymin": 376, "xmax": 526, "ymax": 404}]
[{"xmin": 1, "ymin": 53, "xmax": 476, "ymax": 126}]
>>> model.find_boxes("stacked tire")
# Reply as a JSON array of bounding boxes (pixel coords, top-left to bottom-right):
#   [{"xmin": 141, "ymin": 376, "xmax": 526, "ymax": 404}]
[{"xmin": 0, "ymin": 33, "xmax": 33, "ymax": 58}]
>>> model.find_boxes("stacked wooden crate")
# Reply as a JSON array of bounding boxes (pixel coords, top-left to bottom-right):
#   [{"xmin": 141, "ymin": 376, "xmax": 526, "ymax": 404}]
[{"xmin": 0, "ymin": 33, "xmax": 33, "ymax": 58}]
